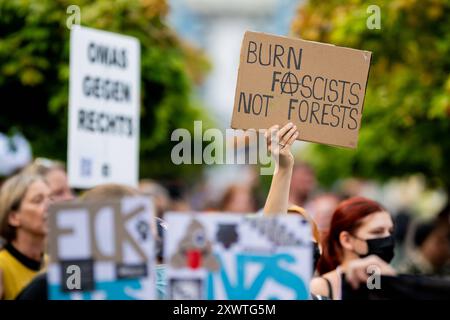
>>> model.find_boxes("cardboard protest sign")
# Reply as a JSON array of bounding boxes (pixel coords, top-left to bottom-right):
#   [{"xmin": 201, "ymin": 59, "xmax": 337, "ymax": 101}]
[
  {"xmin": 47, "ymin": 197, "xmax": 156, "ymax": 300},
  {"xmin": 67, "ymin": 26, "xmax": 140, "ymax": 188},
  {"xmin": 164, "ymin": 213, "xmax": 312, "ymax": 300},
  {"xmin": 231, "ymin": 31, "xmax": 372, "ymax": 148}
]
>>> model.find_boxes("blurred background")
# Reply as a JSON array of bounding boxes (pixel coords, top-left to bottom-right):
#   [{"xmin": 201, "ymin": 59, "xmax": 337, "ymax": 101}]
[{"xmin": 0, "ymin": 0, "xmax": 449, "ymax": 274}]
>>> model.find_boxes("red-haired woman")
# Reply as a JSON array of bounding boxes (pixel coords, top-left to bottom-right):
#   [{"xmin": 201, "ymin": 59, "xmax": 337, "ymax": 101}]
[{"xmin": 310, "ymin": 197, "xmax": 397, "ymax": 299}]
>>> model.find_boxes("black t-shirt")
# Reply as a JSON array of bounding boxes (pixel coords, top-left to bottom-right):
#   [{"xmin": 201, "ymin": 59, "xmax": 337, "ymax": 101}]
[{"xmin": 15, "ymin": 272, "xmax": 47, "ymax": 300}]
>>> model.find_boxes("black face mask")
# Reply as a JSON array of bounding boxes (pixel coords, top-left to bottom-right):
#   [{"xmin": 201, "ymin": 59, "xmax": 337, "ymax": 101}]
[{"xmin": 353, "ymin": 235, "xmax": 395, "ymax": 263}]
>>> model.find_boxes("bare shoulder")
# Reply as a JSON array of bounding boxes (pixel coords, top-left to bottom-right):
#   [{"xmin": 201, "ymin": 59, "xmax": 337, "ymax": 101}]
[{"xmin": 310, "ymin": 272, "xmax": 334, "ymax": 297}]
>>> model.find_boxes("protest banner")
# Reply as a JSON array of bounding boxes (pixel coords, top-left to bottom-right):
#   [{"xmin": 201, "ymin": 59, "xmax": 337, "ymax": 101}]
[
  {"xmin": 47, "ymin": 196, "xmax": 156, "ymax": 300},
  {"xmin": 231, "ymin": 31, "xmax": 372, "ymax": 148},
  {"xmin": 164, "ymin": 213, "xmax": 312, "ymax": 300},
  {"xmin": 67, "ymin": 25, "xmax": 140, "ymax": 188}
]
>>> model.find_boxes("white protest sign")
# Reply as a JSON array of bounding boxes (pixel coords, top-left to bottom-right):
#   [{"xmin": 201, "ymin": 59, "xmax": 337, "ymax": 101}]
[
  {"xmin": 164, "ymin": 213, "xmax": 312, "ymax": 300},
  {"xmin": 67, "ymin": 25, "xmax": 140, "ymax": 188},
  {"xmin": 47, "ymin": 196, "xmax": 156, "ymax": 300}
]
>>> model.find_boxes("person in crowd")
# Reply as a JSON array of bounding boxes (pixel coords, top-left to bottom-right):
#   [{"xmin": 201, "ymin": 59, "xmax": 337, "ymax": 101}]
[
  {"xmin": 398, "ymin": 216, "xmax": 450, "ymax": 276},
  {"xmin": 262, "ymin": 123, "xmax": 321, "ymax": 270},
  {"xmin": 0, "ymin": 172, "xmax": 51, "ymax": 299},
  {"xmin": 165, "ymin": 180, "xmax": 191, "ymax": 212},
  {"xmin": 80, "ymin": 183, "xmax": 138, "ymax": 201},
  {"xmin": 309, "ymin": 193, "xmax": 341, "ymax": 242},
  {"xmin": 262, "ymin": 123, "xmax": 299, "ymax": 216},
  {"xmin": 218, "ymin": 184, "xmax": 258, "ymax": 213},
  {"xmin": 261, "ymin": 123, "xmax": 397, "ymax": 299},
  {"xmin": 289, "ymin": 162, "xmax": 317, "ymax": 208},
  {"xmin": 15, "ymin": 183, "xmax": 168, "ymax": 300},
  {"xmin": 22, "ymin": 157, "xmax": 74, "ymax": 202},
  {"xmin": 139, "ymin": 179, "xmax": 170, "ymax": 219},
  {"xmin": 311, "ymin": 197, "xmax": 397, "ymax": 299},
  {"xmin": 390, "ymin": 210, "xmax": 413, "ymax": 268},
  {"xmin": 437, "ymin": 203, "xmax": 450, "ymax": 274}
]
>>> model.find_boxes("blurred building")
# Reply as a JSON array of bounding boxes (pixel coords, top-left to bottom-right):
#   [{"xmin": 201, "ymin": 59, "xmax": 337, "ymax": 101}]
[
  {"xmin": 168, "ymin": 0, "xmax": 303, "ymax": 127},
  {"xmin": 168, "ymin": 0, "xmax": 304, "ymax": 205}
]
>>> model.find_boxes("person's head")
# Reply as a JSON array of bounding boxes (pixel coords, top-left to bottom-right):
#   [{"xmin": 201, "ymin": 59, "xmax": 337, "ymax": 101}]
[
  {"xmin": 81, "ymin": 183, "xmax": 139, "ymax": 201},
  {"xmin": 317, "ymin": 197, "xmax": 394, "ymax": 275},
  {"xmin": 139, "ymin": 179, "xmax": 170, "ymax": 219},
  {"xmin": 289, "ymin": 163, "xmax": 316, "ymax": 205},
  {"xmin": 0, "ymin": 173, "xmax": 51, "ymax": 244},
  {"xmin": 414, "ymin": 220, "xmax": 450, "ymax": 270},
  {"xmin": 219, "ymin": 184, "xmax": 257, "ymax": 213},
  {"xmin": 310, "ymin": 193, "xmax": 341, "ymax": 240},
  {"xmin": 23, "ymin": 158, "xmax": 74, "ymax": 202}
]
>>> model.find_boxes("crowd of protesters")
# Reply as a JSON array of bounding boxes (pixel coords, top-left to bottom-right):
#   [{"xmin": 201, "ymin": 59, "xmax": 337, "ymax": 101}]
[{"xmin": 0, "ymin": 124, "xmax": 449, "ymax": 300}]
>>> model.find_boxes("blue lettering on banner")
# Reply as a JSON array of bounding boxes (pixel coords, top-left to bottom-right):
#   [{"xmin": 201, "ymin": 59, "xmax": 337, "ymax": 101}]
[{"xmin": 206, "ymin": 253, "xmax": 308, "ymax": 300}]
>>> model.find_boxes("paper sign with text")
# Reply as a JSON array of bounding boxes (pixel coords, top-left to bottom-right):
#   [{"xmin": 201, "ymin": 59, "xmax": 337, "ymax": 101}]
[
  {"xmin": 47, "ymin": 196, "xmax": 156, "ymax": 300},
  {"xmin": 231, "ymin": 31, "xmax": 372, "ymax": 148},
  {"xmin": 164, "ymin": 213, "xmax": 312, "ymax": 300},
  {"xmin": 67, "ymin": 25, "xmax": 140, "ymax": 188}
]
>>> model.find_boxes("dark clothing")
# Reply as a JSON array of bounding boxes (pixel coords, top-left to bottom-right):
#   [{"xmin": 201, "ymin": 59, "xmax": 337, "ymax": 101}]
[{"xmin": 15, "ymin": 272, "xmax": 48, "ymax": 300}]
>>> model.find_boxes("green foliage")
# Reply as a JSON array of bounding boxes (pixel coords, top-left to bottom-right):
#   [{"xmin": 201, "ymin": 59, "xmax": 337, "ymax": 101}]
[
  {"xmin": 0, "ymin": 0, "xmax": 211, "ymax": 180},
  {"xmin": 292, "ymin": 0, "xmax": 450, "ymax": 192}
]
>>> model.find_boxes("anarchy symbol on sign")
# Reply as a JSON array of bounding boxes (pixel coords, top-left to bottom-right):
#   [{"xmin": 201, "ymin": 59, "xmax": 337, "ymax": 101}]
[{"xmin": 280, "ymin": 72, "xmax": 299, "ymax": 96}]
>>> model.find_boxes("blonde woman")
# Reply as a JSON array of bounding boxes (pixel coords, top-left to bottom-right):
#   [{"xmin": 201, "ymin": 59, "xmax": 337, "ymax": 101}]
[{"xmin": 0, "ymin": 172, "xmax": 51, "ymax": 299}]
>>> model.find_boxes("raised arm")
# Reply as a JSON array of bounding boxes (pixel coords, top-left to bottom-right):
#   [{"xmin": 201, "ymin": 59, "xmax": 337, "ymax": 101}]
[{"xmin": 263, "ymin": 123, "xmax": 298, "ymax": 215}]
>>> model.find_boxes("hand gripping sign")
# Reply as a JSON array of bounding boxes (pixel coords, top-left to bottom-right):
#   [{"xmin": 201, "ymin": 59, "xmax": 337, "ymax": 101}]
[{"xmin": 231, "ymin": 31, "xmax": 372, "ymax": 149}]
